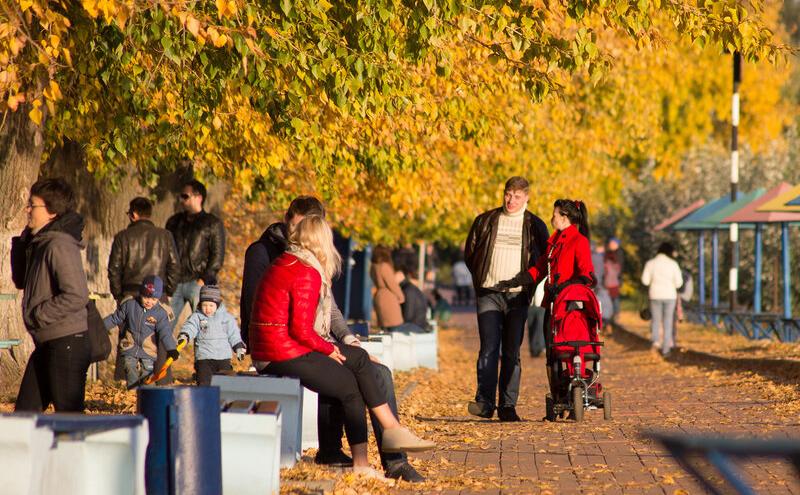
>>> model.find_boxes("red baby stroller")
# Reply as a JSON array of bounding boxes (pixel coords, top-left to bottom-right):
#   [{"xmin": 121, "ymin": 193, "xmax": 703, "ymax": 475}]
[{"xmin": 545, "ymin": 284, "xmax": 611, "ymax": 422}]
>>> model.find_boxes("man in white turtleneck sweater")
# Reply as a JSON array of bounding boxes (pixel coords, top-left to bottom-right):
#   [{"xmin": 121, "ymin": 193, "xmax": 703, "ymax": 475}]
[{"xmin": 464, "ymin": 177, "xmax": 549, "ymax": 421}]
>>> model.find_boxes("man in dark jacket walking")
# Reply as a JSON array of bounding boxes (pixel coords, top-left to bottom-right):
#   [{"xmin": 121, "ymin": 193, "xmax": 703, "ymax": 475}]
[
  {"xmin": 166, "ymin": 179, "xmax": 225, "ymax": 325},
  {"xmin": 108, "ymin": 197, "xmax": 180, "ymax": 303},
  {"xmin": 240, "ymin": 196, "xmax": 424, "ymax": 482},
  {"xmin": 11, "ymin": 178, "xmax": 91, "ymax": 412},
  {"xmin": 464, "ymin": 176, "xmax": 549, "ymax": 421}
]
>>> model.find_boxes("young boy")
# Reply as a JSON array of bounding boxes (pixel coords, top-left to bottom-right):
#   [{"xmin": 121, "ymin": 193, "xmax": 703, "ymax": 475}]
[
  {"xmin": 104, "ymin": 275, "xmax": 179, "ymax": 388},
  {"xmin": 178, "ymin": 285, "xmax": 246, "ymax": 386}
]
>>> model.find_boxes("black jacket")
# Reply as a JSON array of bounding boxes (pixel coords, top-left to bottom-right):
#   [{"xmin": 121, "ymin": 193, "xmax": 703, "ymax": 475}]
[
  {"xmin": 239, "ymin": 222, "xmax": 354, "ymax": 348},
  {"xmin": 165, "ymin": 210, "xmax": 225, "ymax": 284},
  {"xmin": 400, "ymin": 280, "xmax": 428, "ymax": 330},
  {"xmin": 240, "ymin": 222, "xmax": 287, "ymax": 343},
  {"xmin": 464, "ymin": 207, "xmax": 549, "ymax": 291},
  {"xmin": 108, "ymin": 219, "xmax": 180, "ymax": 301}
]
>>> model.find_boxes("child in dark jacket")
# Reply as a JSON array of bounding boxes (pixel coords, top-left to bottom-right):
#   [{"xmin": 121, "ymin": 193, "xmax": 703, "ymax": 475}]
[
  {"xmin": 178, "ymin": 285, "xmax": 246, "ymax": 386},
  {"xmin": 104, "ymin": 275, "xmax": 179, "ymax": 388}
]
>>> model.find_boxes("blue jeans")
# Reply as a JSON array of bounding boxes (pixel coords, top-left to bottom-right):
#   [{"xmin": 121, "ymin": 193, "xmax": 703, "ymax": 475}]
[
  {"xmin": 170, "ymin": 281, "xmax": 201, "ymax": 329},
  {"xmin": 650, "ymin": 299, "xmax": 677, "ymax": 355},
  {"xmin": 475, "ymin": 291, "xmax": 529, "ymax": 408},
  {"xmin": 123, "ymin": 355, "xmax": 155, "ymax": 388}
]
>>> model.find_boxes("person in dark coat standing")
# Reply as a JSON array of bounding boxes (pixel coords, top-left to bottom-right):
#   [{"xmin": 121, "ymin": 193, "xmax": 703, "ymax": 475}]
[
  {"xmin": 108, "ymin": 197, "xmax": 179, "ymax": 303},
  {"xmin": 239, "ymin": 196, "xmax": 424, "ymax": 482},
  {"xmin": 11, "ymin": 178, "xmax": 91, "ymax": 412},
  {"xmin": 464, "ymin": 176, "xmax": 550, "ymax": 422},
  {"xmin": 166, "ymin": 179, "xmax": 226, "ymax": 325}
]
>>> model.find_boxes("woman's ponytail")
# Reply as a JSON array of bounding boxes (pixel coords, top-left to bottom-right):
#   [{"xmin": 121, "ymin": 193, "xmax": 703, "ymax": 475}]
[{"xmin": 554, "ymin": 199, "xmax": 591, "ymax": 239}]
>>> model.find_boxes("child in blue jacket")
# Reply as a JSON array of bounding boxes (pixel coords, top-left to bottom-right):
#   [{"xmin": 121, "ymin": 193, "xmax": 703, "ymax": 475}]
[
  {"xmin": 104, "ymin": 275, "xmax": 179, "ymax": 388},
  {"xmin": 178, "ymin": 285, "xmax": 246, "ymax": 385}
]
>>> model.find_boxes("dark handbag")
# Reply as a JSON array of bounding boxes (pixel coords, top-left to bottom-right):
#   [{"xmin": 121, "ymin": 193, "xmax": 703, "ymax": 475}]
[
  {"xmin": 87, "ymin": 299, "xmax": 112, "ymax": 363},
  {"xmin": 639, "ymin": 298, "xmax": 652, "ymax": 321}
]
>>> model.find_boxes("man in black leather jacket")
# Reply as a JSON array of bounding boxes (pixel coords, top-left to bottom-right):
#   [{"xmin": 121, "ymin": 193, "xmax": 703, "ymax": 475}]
[
  {"xmin": 166, "ymin": 179, "xmax": 226, "ymax": 327},
  {"xmin": 464, "ymin": 176, "xmax": 549, "ymax": 422},
  {"xmin": 108, "ymin": 197, "xmax": 180, "ymax": 303}
]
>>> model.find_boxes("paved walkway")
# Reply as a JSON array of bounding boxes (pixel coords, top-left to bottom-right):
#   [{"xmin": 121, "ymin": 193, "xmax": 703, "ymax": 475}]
[{"xmin": 388, "ymin": 310, "xmax": 800, "ymax": 494}]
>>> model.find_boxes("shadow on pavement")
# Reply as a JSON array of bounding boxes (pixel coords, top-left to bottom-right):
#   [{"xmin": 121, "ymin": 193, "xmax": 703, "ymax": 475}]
[{"xmin": 610, "ymin": 321, "xmax": 800, "ymax": 388}]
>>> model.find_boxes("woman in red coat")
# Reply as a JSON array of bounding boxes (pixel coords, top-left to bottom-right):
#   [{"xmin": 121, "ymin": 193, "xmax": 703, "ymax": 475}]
[
  {"xmin": 249, "ymin": 215, "xmax": 433, "ymax": 477},
  {"xmin": 496, "ymin": 199, "xmax": 596, "ymax": 370},
  {"xmin": 497, "ymin": 199, "xmax": 595, "ymax": 297}
]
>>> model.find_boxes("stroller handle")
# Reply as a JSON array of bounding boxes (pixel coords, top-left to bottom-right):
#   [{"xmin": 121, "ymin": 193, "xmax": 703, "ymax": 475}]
[{"xmin": 555, "ymin": 340, "xmax": 604, "ymax": 348}]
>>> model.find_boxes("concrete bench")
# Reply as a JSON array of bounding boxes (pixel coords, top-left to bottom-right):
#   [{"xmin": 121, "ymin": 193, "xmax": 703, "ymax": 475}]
[
  {"xmin": 390, "ymin": 328, "xmax": 438, "ymax": 371},
  {"xmin": 220, "ymin": 400, "xmax": 282, "ymax": 495},
  {"xmin": 0, "ymin": 414, "xmax": 148, "ymax": 495},
  {"xmin": 360, "ymin": 334, "xmax": 394, "ymax": 372},
  {"xmin": 211, "ymin": 373, "xmax": 306, "ymax": 467},
  {"xmin": 301, "ymin": 388, "xmax": 318, "ymax": 451}
]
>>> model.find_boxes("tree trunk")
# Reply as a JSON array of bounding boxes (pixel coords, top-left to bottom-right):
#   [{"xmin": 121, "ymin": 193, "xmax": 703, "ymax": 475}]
[{"xmin": 0, "ymin": 105, "xmax": 46, "ymax": 394}]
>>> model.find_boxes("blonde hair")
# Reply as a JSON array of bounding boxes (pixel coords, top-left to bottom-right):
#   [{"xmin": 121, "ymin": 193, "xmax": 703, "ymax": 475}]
[{"xmin": 288, "ymin": 215, "xmax": 341, "ymax": 281}]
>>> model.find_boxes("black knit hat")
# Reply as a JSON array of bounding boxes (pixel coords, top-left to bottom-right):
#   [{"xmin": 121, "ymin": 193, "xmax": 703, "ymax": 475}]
[{"xmin": 199, "ymin": 285, "xmax": 222, "ymax": 305}]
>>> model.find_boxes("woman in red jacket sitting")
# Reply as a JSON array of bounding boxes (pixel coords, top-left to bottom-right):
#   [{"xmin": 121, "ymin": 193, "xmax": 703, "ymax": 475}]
[{"xmin": 249, "ymin": 215, "xmax": 434, "ymax": 477}]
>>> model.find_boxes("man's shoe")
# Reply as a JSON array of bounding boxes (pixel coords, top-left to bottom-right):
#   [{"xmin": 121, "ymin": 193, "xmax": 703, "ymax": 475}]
[
  {"xmin": 386, "ymin": 462, "xmax": 425, "ymax": 482},
  {"xmin": 497, "ymin": 406, "xmax": 522, "ymax": 422},
  {"xmin": 314, "ymin": 449, "xmax": 354, "ymax": 467},
  {"xmin": 467, "ymin": 401, "xmax": 494, "ymax": 419}
]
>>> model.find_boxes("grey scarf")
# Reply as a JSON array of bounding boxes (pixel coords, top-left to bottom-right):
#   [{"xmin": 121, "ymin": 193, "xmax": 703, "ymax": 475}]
[{"xmin": 287, "ymin": 245, "xmax": 332, "ymax": 340}]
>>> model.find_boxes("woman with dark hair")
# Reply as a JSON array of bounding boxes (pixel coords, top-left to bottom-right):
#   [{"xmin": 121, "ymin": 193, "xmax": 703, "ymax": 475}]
[
  {"xmin": 495, "ymin": 199, "xmax": 596, "ymax": 366},
  {"xmin": 496, "ymin": 199, "xmax": 595, "ymax": 300},
  {"xmin": 11, "ymin": 178, "xmax": 91, "ymax": 412},
  {"xmin": 641, "ymin": 241, "xmax": 683, "ymax": 357}
]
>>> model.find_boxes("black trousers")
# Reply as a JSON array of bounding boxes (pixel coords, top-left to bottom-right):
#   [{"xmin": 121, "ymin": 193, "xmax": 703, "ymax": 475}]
[
  {"xmin": 318, "ymin": 360, "xmax": 407, "ymax": 469},
  {"xmin": 195, "ymin": 359, "xmax": 232, "ymax": 386},
  {"xmin": 16, "ymin": 332, "xmax": 91, "ymax": 412},
  {"xmin": 475, "ymin": 290, "xmax": 529, "ymax": 408},
  {"xmin": 264, "ymin": 344, "xmax": 384, "ymax": 446}
]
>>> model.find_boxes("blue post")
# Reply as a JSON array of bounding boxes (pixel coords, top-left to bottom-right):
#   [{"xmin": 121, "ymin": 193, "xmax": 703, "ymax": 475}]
[
  {"xmin": 782, "ymin": 222, "xmax": 792, "ymax": 321},
  {"xmin": 342, "ymin": 237, "xmax": 354, "ymax": 320},
  {"xmin": 698, "ymin": 232, "xmax": 706, "ymax": 323},
  {"xmin": 138, "ymin": 386, "xmax": 222, "ymax": 495},
  {"xmin": 712, "ymin": 230, "xmax": 720, "ymax": 324},
  {"xmin": 753, "ymin": 223, "xmax": 763, "ymax": 339}
]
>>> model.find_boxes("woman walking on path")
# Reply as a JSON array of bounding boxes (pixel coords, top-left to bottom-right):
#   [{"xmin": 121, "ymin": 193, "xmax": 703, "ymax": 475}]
[
  {"xmin": 495, "ymin": 199, "xmax": 596, "ymax": 373},
  {"xmin": 603, "ymin": 239, "xmax": 623, "ymax": 322},
  {"xmin": 641, "ymin": 242, "xmax": 683, "ymax": 357},
  {"xmin": 249, "ymin": 216, "xmax": 434, "ymax": 479},
  {"xmin": 371, "ymin": 245, "xmax": 413, "ymax": 332}
]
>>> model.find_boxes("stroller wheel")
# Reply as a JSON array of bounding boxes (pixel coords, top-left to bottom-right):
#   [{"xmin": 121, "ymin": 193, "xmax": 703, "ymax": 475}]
[
  {"xmin": 545, "ymin": 394, "xmax": 556, "ymax": 422},
  {"xmin": 572, "ymin": 386, "xmax": 584, "ymax": 422},
  {"xmin": 603, "ymin": 391, "xmax": 612, "ymax": 420}
]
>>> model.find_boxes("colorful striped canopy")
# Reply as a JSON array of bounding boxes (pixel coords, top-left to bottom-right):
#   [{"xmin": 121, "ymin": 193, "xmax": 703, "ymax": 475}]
[{"xmin": 756, "ymin": 184, "xmax": 800, "ymax": 213}]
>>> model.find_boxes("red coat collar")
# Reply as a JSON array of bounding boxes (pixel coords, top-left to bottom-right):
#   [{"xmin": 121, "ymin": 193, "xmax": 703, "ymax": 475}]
[{"xmin": 548, "ymin": 224, "xmax": 579, "ymax": 246}]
